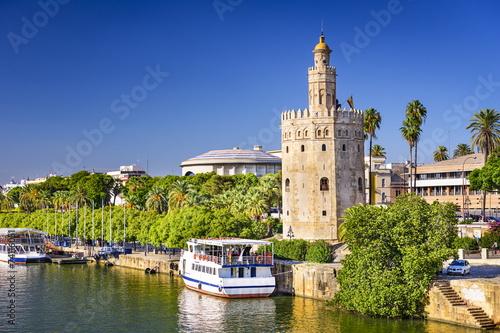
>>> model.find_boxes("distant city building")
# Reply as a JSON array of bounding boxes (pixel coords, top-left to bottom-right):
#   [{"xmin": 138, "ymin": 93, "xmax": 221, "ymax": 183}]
[
  {"xmin": 180, "ymin": 146, "xmax": 281, "ymax": 177},
  {"xmin": 106, "ymin": 164, "xmax": 147, "ymax": 184},
  {"xmin": 414, "ymin": 153, "xmax": 499, "ymax": 217},
  {"xmin": 1, "ymin": 177, "xmax": 27, "ymax": 194},
  {"xmin": 281, "ymin": 33, "xmax": 365, "ymax": 242},
  {"xmin": 26, "ymin": 173, "xmax": 57, "ymax": 185},
  {"xmin": 107, "ymin": 164, "xmax": 147, "ymax": 206},
  {"xmin": 364, "ymin": 156, "xmax": 408, "ymax": 205}
]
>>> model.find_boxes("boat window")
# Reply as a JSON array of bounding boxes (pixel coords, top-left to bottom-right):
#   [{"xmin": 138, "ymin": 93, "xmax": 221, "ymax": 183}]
[
  {"xmin": 213, "ymin": 268, "xmax": 217, "ymax": 276},
  {"xmin": 251, "ymin": 267, "xmax": 256, "ymax": 277},
  {"xmin": 202, "ymin": 266, "xmax": 205, "ymax": 273},
  {"xmin": 192, "ymin": 263, "xmax": 195, "ymax": 270}
]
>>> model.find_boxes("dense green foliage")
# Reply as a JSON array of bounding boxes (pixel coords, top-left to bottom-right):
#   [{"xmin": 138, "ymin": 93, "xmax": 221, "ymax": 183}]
[
  {"xmin": 329, "ymin": 194, "xmax": 457, "ymax": 318},
  {"xmin": 451, "ymin": 236, "xmax": 479, "ymax": 250},
  {"xmin": 267, "ymin": 238, "xmax": 334, "ymax": 263}
]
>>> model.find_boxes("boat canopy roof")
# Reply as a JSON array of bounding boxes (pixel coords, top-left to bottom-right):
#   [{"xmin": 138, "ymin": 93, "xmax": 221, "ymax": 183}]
[
  {"xmin": 187, "ymin": 238, "xmax": 272, "ymax": 247},
  {"xmin": 0, "ymin": 228, "xmax": 45, "ymax": 236}
]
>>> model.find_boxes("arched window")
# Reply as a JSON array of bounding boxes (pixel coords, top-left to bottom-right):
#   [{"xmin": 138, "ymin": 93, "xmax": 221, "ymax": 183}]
[
  {"xmin": 320, "ymin": 177, "xmax": 329, "ymax": 191},
  {"xmin": 286, "ymin": 146, "xmax": 289, "ymax": 153},
  {"xmin": 318, "ymin": 130, "xmax": 321, "ymax": 137},
  {"xmin": 305, "ymin": 130, "xmax": 308, "ymax": 137},
  {"xmin": 382, "ymin": 193, "xmax": 386, "ymax": 203},
  {"xmin": 285, "ymin": 178, "xmax": 290, "ymax": 192},
  {"xmin": 301, "ymin": 145, "xmax": 305, "ymax": 152},
  {"xmin": 298, "ymin": 131, "xmax": 301, "ymax": 137},
  {"xmin": 382, "ymin": 179, "xmax": 386, "ymax": 187},
  {"xmin": 338, "ymin": 130, "xmax": 341, "ymax": 137},
  {"xmin": 342, "ymin": 144, "xmax": 346, "ymax": 151},
  {"xmin": 322, "ymin": 144, "xmax": 326, "ymax": 151},
  {"xmin": 345, "ymin": 130, "xmax": 349, "ymax": 136},
  {"xmin": 357, "ymin": 144, "xmax": 360, "ymax": 152},
  {"xmin": 358, "ymin": 177, "xmax": 363, "ymax": 192},
  {"xmin": 325, "ymin": 129, "xmax": 329, "ymax": 136}
]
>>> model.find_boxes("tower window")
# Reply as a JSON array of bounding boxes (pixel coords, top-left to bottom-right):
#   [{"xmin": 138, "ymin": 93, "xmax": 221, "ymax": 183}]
[
  {"xmin": 358, "ymin": 177, "xmax": 363, "ymax": 192},
  {"xmin": 338, "ymin": 130, "xmax": 341, "ymax": 137},
  {"xmin": 382, "ymin": 193, "xmax": 386, "ymax": 203},
  {"xmin": 322, "ymin": 211, "xmax": 327, "ymax": 216},
  {"xmin": 358, "ymin": 144, "xmax": 360, "ymax": 152},
  {"xmin": 301, "ymin": 145, "xmax": 305, "ymax": 152},
  {"xmin": 305, "ymin": 130, "xmax": 308, "ymax": 137},
  {"xmin": 298, "ymin": 131, "xmax": 301, "ymax": 137},
  {"xmin": 345, "ymin": 130, "xmax": 349, "ymax": 136},
  {"xmin": 322, "ymin": 144, "xmax": 326, "ymax": 151},
  {"xmin": 318, "ymin": 130, "xmax": 321, "ymax": 137},
  {"xmin": 342, "ymin": 144, "xmax": 346, "ymax": 151},
  {"xmin": 286, "ymin": 146, "xmax": 289, "ymax": 153},
  {"xmin": 320, "ymin": 177, "xmax": 329, "ymax": 191},
  {"xmin": 382, "ymin": 179, "xmax": 386, "ymax": 187},
  {"xmin": 285, "ymin": 178, "xmax": 290, "ymax": 192},
  {"xmin": 325, "ymin": 129, "xmax": 329, "ymax": 136}
]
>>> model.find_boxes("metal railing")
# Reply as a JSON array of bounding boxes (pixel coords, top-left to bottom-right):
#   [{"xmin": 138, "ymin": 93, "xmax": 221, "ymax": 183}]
[
  {"xmin": 463, "ymin": 250, "xmax": 481, "ymax": 259},
  {"xmin": 487, "ymin": 250, "xmax": 500, "ymax": 259},
  {"xmin": 220, "ymin": 255, "xmax": 273, "ymax": 266}
]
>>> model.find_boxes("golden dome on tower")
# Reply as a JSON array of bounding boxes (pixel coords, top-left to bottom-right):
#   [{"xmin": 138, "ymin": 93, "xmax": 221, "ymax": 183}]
[{"xmin": 314, "ymin": 34, "xmax": 330, "ymax": 51}]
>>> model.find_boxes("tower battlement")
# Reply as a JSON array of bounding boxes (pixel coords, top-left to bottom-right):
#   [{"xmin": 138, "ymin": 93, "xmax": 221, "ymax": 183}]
[
  {"xmin": 281, "ymin": 107, "xmax": 363, "ymax": 121},
  {"xmin": 308, "ymin": 66, "xmax": 336, "ymax": 72}
]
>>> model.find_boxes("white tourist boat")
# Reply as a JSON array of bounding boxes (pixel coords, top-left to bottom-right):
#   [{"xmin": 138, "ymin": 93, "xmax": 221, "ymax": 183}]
[
  {"xmin": 0, "ymin": 228, "xmax": 49, "ymax": 264},
  {"xmin": 179, "ymin": 238, "xmax": 275, "ymax": 298}
]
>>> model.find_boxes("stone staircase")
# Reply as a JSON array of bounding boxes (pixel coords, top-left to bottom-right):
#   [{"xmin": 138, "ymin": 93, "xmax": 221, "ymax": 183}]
[{"xmin": 434, "ymin": 280, "xmax": 497, "ymax": 329}]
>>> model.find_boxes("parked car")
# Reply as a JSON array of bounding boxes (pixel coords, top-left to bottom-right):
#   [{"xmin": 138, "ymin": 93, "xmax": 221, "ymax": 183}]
[
  {"xmin": 486, "ymin": 216, "xmax": 499, "ymax": 223},
  {"xmin": 447, "ymin": 260, "xmax": 471, "ymax": 276}
]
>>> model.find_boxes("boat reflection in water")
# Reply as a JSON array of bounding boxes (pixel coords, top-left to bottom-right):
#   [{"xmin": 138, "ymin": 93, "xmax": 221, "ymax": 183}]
[{"xmin": 177, "ymin": 288, "xmax": 277, "ymax": 332}]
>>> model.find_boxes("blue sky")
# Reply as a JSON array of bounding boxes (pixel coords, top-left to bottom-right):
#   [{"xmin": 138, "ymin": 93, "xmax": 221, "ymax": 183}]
[{"xmin": 1, "ymin": 0, "xmax": 500, "ymax": 184}]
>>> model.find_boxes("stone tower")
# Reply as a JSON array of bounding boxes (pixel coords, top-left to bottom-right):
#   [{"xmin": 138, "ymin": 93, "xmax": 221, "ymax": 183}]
[{"xmin": 281, "ymin": 33, "xmax": 365, "ymax": 241}]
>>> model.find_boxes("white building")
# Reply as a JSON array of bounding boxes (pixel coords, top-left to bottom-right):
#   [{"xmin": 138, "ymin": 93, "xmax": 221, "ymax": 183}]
[
  {"xmin": 1, "ymin": 177, "xmax": 27, "ymax": 194},
  {"xmin": 180, "ymin": 146, "xmax": 281, "ymax": 177}
]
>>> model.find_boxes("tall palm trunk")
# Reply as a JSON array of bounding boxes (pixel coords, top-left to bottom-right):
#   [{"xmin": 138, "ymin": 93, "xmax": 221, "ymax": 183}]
[
  {"xmin": 369, "ymin": 136, "xmax": 373, "ymax": 205},
  {"xmin": 414, "ymin": 141, "xmax": 418, "ymax": 192},
  {"xmin": 409, "ymin": 146, "xmax": 413, "ymax": 193},
  {"xmin": 482, "ymin": 150, "xmax": 489, "ymax": 218}
]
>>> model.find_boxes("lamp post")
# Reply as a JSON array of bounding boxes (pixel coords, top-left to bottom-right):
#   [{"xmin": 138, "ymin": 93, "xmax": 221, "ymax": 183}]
[
  {"xmin": 462, "ymin": 156, "xmax": 477, "ymax": 222},
  {"xmin": 465, "ymin": 196, "xmax": 471, "ymax": 217},
  {"xmin": 287, "ymin": 226, "xmax": 294, "ymax": 241}
]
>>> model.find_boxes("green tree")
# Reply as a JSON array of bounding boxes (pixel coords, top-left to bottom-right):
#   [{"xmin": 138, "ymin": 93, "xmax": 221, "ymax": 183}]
[
  {"xmin": 145, "ymin": 186, "xmax": 168, "ymax": 213},
  {"xmin": 453, "ymin": 143, "xmax": 473, "ymax": 158},
  {"xmin": 168, "ymin": 180, "xmax": 195, "ymax": 210},
  {"xmin": 406, "ymin": 100, "xmax": 427, "ymax": 191},
  {"xmin": 370, "ymin": 144, "xmax": 386, "ymax": 157},
  {"xmin": 363, "ymin": 108, "xmax": 382, "ymax": 205},
  {"xmin": 469, "ymin": 148, "xmax": 500, "ymax": 207},
  {"xmin": 466, "ymin": 108, "xmax": 500, "ymax": 216},
  {"xmin": 433, "ymin": 146, "xmax": 449, "ymax": 162},
  {"xmin": 330, "ymin": 194, "xmax": 456, "ymax": 318}
]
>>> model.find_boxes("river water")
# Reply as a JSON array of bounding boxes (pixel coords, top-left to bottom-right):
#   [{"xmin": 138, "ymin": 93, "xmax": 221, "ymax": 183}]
[{"xmin": 0, "ymin": 263, "xmax": 485, "ymax": 333}]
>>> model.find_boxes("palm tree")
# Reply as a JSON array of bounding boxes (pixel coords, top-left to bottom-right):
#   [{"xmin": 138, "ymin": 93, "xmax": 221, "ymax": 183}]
[
  {"xmin": 168, "ymin": 180, "xmax": 194, "ymax": 210},
  {"xmin": 370, "ymin": 144, "xmax": 386, "ymax": 157},
  {"xmin": 110, "ymin": 179, "xmax": 122, "ymax": 206},
  {"xmin": 466, "ymin": 108, "xmax": 500, "ymax": 216},
  {"xmin": 433, "ymin": 146, "xmax": 449, "ymax": 162},
  {"xmin": 400, "ymin": 118, "xmax": 421, "ymax": 193},
  {"xmin": 123, "ymin": 193, "xmax": 140, "ymax": 210},
  {"xmin": 37, "ymin": 190, "xmax": 52, "ymax": 210},
  {"xmin": 453, "ymin": 143, "xmax": 473, "ymax": 158},
  {"xmin": 146, "ymin": 186, "xmax": 168, "ymax": 213},
  {"xmin": 71, "ymin": 185, "xmax": 88, "ymax": 208},
  {"xmin": 245, "ymin": 188, "xmax": 268, "ymax": 219},
  {"xmin": 406, "ymin": 100, "xmax": 427, "ymax": 191},
  {"xmin": 363, "ymin": 108, "xmax": 382, "ymax": 205},
  {"xmin": 259, "ymin": 174, "xmax": 282, "ymax": 219}
]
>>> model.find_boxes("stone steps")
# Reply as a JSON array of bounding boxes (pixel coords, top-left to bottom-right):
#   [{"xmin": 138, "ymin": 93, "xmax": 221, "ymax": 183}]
[{"xmin": 433, "ymin": 280, "xmax": 497, "ymax": 329}]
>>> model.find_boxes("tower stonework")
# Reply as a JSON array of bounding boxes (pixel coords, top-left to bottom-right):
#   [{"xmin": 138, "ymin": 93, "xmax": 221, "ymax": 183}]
[{"xmin": 281, "ymin": 34, "xmax": 365, "ymax": 241}]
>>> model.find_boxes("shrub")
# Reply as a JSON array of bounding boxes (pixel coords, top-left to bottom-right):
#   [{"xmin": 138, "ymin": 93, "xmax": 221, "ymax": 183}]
[
  {"xmin": 451, "ymin": 236, "xmax": 479, "ymax": 250},
  {"xmin": 305, "ymin": 239, "xmax": 335, "ymax": 263},
  {"xmin": 478, "ymin": 231, "xmax": 500, "ymax": 248}
]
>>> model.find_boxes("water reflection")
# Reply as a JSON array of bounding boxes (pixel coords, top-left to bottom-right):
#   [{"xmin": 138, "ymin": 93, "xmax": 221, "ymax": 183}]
[{"xmin": 177, "ymin": 288, "xmax": 276, "ymax": 332}]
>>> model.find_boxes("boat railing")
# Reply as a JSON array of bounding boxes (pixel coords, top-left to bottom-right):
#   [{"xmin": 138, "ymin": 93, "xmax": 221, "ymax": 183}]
[{"xmin": 221, "ymin": 254, "xmax": 273, "ymax": 266}]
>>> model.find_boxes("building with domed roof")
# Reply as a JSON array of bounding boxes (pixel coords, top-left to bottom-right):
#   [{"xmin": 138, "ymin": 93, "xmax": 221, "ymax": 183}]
[
  {"xmin": 180, "ymin": 146, "xmax": 281, "ymax": 177},
  {"xmin": 281, "ymin": 33, "xmax": 365, "ymax": 242}
]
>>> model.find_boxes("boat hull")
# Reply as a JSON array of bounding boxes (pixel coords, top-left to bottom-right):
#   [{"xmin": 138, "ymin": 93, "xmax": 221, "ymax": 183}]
[
  {"xmin": 0, "ymin": 253, "xmax": 49, "ymax": 264},
  {"xmin": 181, "ymin": 274, "xmax": 275, "ymax": 298}
]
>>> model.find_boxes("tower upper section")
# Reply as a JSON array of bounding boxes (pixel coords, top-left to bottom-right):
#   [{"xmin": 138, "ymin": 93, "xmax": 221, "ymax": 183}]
[{"xmin": 308, "ymin": 33, "xmax": 337, "ymax": 113}]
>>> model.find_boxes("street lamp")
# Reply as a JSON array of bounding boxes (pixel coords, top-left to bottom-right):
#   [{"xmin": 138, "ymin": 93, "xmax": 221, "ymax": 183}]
[
  {"xmin": 287, "ymin": 226, "xmax": 294, "ymax": 240},
  {"xmin": 462, "ymin": 156, "xmax": 477, "ymax": 222}
]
